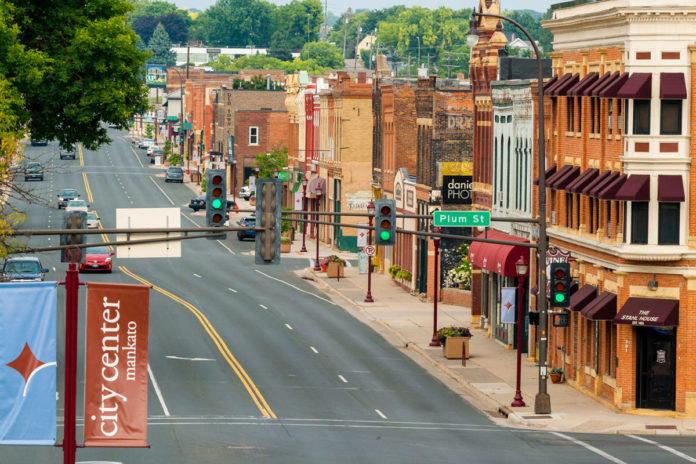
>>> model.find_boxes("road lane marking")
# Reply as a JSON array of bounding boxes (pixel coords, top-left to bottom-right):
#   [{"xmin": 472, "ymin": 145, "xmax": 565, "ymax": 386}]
[
  {"xmin": 120, "ymin": 266, "xmax": 276, "ymax": 419},
  {"xmin": 78, "ymin": 144, "xmax": 84, "ymax": 166},
  {"xmin": 147, "ymin": 363, "xmax": 170, "ymax": 417},
  {"xmin": 259, "ymin": 304, "xmax": 268, "ymax": 310},
  {"xmin": 375, "ymin": 409, "xmax": 387, "ymax": 420},
  {"xmin": 165, "ymin": 356, "xmax": 215, "ymax": 362},
  {"xmin": 551, "ymin": 432, "xmax": 626, "ymax": 463},
  {"xmin": 193, "ymin": 273, "xmax": 202, "ymax": 278},
  {"xmin": 228, "ymin": 288, "xmax": 237, "ymax": 293},
  {"xmin": 52, "ymin": 267, "xmax": 56, "ymax": 272},
  {"xmin": 149, "ymin": 177, "xmax": 175, "ymax": 205},
  {"xmin": 310, "ymin": 346, "xmax": 318, "ymax": 354},
  {"xmin": 338, "ymin": 375, "xmax": 348, "ymax": 383},
  {"xmin": 285, "ymin": 324, "xmax": 293, "ymax": 330},
  {"xmin": 627, "ymin": 435, "xmax": 696, "ymax": 462},
  {"xmin": 82, "ymin": 172, "xmax": 94, "ymax": 203},
  {"xmin": 130, "ymin": 146, "xmax": 144, "ymax": 168},
  {"xmin": 217, "ymin": 240, "xmax": 235, "ymax": 255},
  {"xmin": 254, "ymin": 270, "xmax": 337, "ymax": 306},
  {"xmin": 182, "ymin": 213, "xmax": 200, "ymax": 227}
]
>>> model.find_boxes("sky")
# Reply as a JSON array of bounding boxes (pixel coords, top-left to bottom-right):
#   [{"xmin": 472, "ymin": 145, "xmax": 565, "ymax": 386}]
[{"xmin": 172, "ymin": 0, "xmax": 555, "ymax": 15}]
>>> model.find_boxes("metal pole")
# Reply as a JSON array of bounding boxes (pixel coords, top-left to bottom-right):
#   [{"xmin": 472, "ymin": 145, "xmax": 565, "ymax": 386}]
[
  {"xmin": 365, "ymin": 214, "xmax": 374, "ymax": 303},
  {"xmin": 313, "ymin": 195, "xmax": 321, "ymax": 271},
  {"xmin": 429, "ymin": 226, "xmax": 441, "ymax": 346},
  {"xmin": 512, "ymin": 274, "xmax": 526, "ymax": 407},
  {"xmin": 154, "ymin": 88, "xmax": 158, "ymax": 145},
  {"xmin": 62, "ymin": 262, "xmax": 79, "ymax": 464},
  {"xmin": 301, "ymin": 184, "xmax": 308, "ymax": 252},
  {"xmin": 232, "ymin": 161, "xmax": 237, "ymax": 201}
]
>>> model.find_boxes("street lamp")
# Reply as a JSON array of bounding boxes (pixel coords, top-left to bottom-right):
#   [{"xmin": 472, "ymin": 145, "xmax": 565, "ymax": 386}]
[
  {"xmin": 512, "ymin": 255, "xmax": 529, "ymax": 407},
  {"xmin": 231, "ymin": 158, "xmax": 237, "ymax": 202},
  {"xmin": 429, "ymin": 226, "xmax": 442, "ymax": 347},
  {"xmin": 273, "ymin": 168, "xmax": 279, "ymax": 179},
  {"xmin": 300, "ymin": 177, "xmax": 308, "ymax": 253},
  {"xmin": 364, "ymin": 201, "xmax": 375, "ymax": 303},
  {"xmin": 468, "ymin": 9, "xmax": 550, "ymax": 414},
  {"xmin": 313, "ymin": 187, "xmax": 323, "ymax": 271}
]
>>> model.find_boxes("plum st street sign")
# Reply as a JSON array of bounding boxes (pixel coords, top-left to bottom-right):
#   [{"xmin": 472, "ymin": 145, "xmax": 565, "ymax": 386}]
[{"xmin": 433, "ymin": 211, "xmax": 490, "ymax": 227}]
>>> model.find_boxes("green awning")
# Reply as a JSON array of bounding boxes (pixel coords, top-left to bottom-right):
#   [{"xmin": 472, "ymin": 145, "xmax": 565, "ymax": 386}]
[
  {"xmin": 291, "ymin": 181, "xmax": 300, "ymax": 193},
  {"xmin": 167, "ymin": 116, "xmax": 179, "ymax": 122}
]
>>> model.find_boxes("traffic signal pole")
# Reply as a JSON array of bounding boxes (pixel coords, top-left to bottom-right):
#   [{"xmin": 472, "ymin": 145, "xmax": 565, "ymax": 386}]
[{"xmin": 60, "ymin": 263, "xmax": 81, "ymax": 464}]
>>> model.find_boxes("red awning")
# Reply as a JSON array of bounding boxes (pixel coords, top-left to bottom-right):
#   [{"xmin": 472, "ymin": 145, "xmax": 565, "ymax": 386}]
[
  {"xmin": 468, "ymin": 230, "xmax": 529, "ymax": 277},
  {"xmin": 589, "ymin": 171, "xmax": 619, "ymax": 197},
  {"xmin": 542, "ymin": 75, "xmax": 559, "ymax": 93},
  {"xmin": 553, "ymin": 166, "xmax": 581, "ymax": 190},
  {"xmin": 570, "ymin": 284, "xmax": 597, "ymax": 312},
  {"xmin": 660, "ymin": 73, "xmax": 687, "ymax": 99},
  {"xmin": 658, "ymin": 175, "xmax": 684, "ymax": 202},
  {"xmin": 545, "ymin": 73, "xmax": 573, "ymax": 95},
  {"xmin": 545, "ymin": 165, "xmax": 572, "ymax": 187},
  {"xmin": 567, "ymin": 168, "xmax": 599, "ymax": 193},
  {"xmin": 533, "ymin": 164, "xmax": 557, "ymax": 186},
  {"xmin": 552, "ymin": 73, "xmax": 579, "ymax": 96},
  {"xmin": 568, "ymin": 72, "xmax": 598, "ymax": 96},
  {"xmin": 585, "ymin": 71, "xmax": 616, "ymax": 96},
  {"xmin": 581, "ymin": 291, "xmax": 617, "ymax": 320},
  {"xmin": 614, "ymin": 297, "xmax": 679, "ymax": 326},
  {"xmin": 615, "ymin": 174, "xmax": 650, "ymax": 201},
  {"xmin": 599, "ymin": 72, "xmax": 629, "ymax": 98},
  {"xmin": 617, "ymin": 73, "xmax": 652, "ymax": 99},
  {"xmin": 597, "ymin": 174, "xmax": 628, "ymax": 200},
  {"xmin": 582, "ymin": 170, "xmax": 613, "ymax": 196}
]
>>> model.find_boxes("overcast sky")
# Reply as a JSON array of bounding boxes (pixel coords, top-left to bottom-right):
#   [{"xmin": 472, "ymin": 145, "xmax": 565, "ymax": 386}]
[{"xmin": 173, "ymin": 0, "xmax": 554, "ymax": 15}]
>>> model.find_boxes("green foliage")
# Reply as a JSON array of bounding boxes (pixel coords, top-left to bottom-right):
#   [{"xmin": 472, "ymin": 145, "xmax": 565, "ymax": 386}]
[
  {"xmin": 281, "ymin": 207, "xmax": 292, "ymax": 233},
  {"xmin": 550, "ymin": 367, "xmax": 564, "ymax": 374},
  {"xmin": 207, "ymin": 54, "xmax": 329, "ymax": 76},
  {"xmin": 147, "ymin": 23, "xmax": 176, "ymax": 66},
  {"xmin": 446, "ymin": 243, "xmax": 472, "ymax": 290},
  {"xmin": 301, "ymin": 42, "xmax": 344, "ymax": 69},
  {"xmin": 254, "ymin": 145, "xmax": 288, "ymax": 179},
  {"xmin": 502, "ymin": 9, "xmax": 553, "ymax": 57},
  {"xmin": 436, "ymin": 326, "xmax": 472, "ymax": 344},
  {"xmin": 190, "ymin": 0, "xmax": 273, "ymax": 47},
  {"xmin": 145, "ymin": 123, "xmax": 154, "ymax": 138},
  {"xmin": 168, "ymin": 152, "xmax": 181, "ymax": 165},
  {"xmin": 321, "ymin": 255, "xmax": 346, "ymax": 266},
  {"xmin": 396, "ymin": 269, "xmax": 412, "ymax": 281},
  {"xmin": 200, "ymin": 175, "xmax": 206, "ymax": 192},
  {"xmin": 163, "ymin": 139, "xmax": 172, "ymax": 154},
  {"xmin": 280, "ymin": 236, "xmax": 292, "ymax": 244},
  {"xmin": 270, "ymin": 0, "xmax": 322, "ymax": 53},
  {"xmin": 388, "ymin": 264, "xmax": 401, "ymax": 278}
]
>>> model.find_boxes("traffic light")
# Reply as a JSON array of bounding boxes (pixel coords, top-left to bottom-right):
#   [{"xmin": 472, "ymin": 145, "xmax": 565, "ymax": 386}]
[
  {"xmin": 550, "ymin": 262, "xmax": 571, "ymax": 307},
  {"xmin": 205, "ymin": 169, "xmax": 227, "ymax": 239},
  {"xmin": 255, "ymin": 178, "xmax": 281, "ymax": 265},
  {"xmin": 61, "ymin": 211, "xmax": 87, "ymax": 263},
  {"xmin": 374, "ymin": 199, "xmax": 396, "ymax": 246}
]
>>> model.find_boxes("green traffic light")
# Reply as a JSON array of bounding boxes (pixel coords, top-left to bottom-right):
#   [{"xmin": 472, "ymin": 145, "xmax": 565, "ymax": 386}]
[
  {"xmin": 380, "ymin": 231, "xmax": 391, "ymax": 241},
  {"xmin": 554, "ymin": 293, "xmax": 566, "ymax": 303},
  {"xmin": 211, "ymin": 198, "xmax": 222, "ymax": 209}
]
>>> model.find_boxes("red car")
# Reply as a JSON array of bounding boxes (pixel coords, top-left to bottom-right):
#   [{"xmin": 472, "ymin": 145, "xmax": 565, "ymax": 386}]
[{"xmin": 79, "ymin": 246, "xmax": 114, "ymax": 273}]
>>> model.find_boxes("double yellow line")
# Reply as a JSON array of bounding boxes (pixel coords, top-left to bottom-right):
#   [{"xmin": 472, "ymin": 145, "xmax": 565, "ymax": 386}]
[
  {"xmin": 119, "ymin": 266, "xmax": 276, "ymax": 419},
  {"xmin": 81, "ymin": 171, "xmax": 112, "ymax": 250}
]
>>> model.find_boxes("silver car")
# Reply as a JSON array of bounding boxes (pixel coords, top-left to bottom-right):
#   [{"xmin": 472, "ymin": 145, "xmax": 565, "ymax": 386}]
[
  {"xmin": 86, "ymin": 211, "xmax": 99, "ymax": 229},
  {"xmin": 1, "ymin": 257, "xmax": 49, "ymax": 282}
]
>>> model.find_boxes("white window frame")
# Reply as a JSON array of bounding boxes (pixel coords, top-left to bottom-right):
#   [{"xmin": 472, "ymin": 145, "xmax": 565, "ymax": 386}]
[{"xmin": 249, "ymin": 126, "xmax": 259, "ymax": 145}]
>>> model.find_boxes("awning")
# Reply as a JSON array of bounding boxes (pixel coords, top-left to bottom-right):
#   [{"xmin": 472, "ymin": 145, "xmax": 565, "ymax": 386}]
[
  {"xmin": 617, "ymin": 73, "xmax": 652, "ymax": 99},
  {"xmin": 552, "ymin": 73, "xmax": 579, "ymax": 96},
  {"xmin": 567, "ymin": 168, "xmax": 598, "ymax": 193},
  {"xmin": 568, "ymin": 72, "xmax": 598, "ymax": 97},
  {"xmin": 599, "ymin": 72, "xmax": 629, "ymax": 98},
  {"xmin": 581, "ymin": 291, "xmax": 617, "ymax": 320},
  {"xmin": 615, "ymin": 174, "xmax": 650, "ymax": 201},
  {"xmin": 291, "ymin": 181, "xmax": 301, "ymax": 193},
  {"xmin": 570, "ymin": 284, "xmax": 597, "ymax": 312},
  {"xmin": 582, "ymin": 170, "xmax": 613, "ymax": 195},
  {"xmin": 660, "ymin": 73, "xmax": 687, "ymax": 99},
  {"xmin": 597, "ymin": 174, "xmax": 627, "ymax": 200},
  {"xmin": 658, "ymin": 175, "xmax": 684, "ymax": 202},
  {"xmin": 552, "ymin": 166, "xmax": 581, "ymax": 190},
  {"xmin": 614, "ymin": 297, "xmax": 679, "ymax": 326},
  {"xmin": 545, "ymin": 73, "xmax": 573, "ymax": 95},
  {"xmin": 533, "ymin": 164, "xmax": 557, "ymax": 186},
  {"xmin": 545, "ymin": 165, "xmax": 572, "ymax": 187},
  {"xmin": 542, "ymin": 75, "xmax": 559, "ymax": 93},
  {"xmin": 468, "ymin": 230, "xmax": 529, "ymax": 277},
  {"xmin": 307, "ymin": 176, "xmax": 326, "ymax": 196},
  {"xmin": 584, "ymin": 71, "xmax": 616, "ymax": 96}
]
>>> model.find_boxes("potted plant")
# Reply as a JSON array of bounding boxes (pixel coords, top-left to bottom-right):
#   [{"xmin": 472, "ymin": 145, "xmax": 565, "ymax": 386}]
[
  {"xmin": 280, "ymin": 236, "xmax": 292, "ymax": 253},
  {"xmin": 550, "ymin": 367, "xmax": 564, "ymax": 384},
  {"xmin": 388, "ymin": 264, "xmax": 401, "ymax": 280},
  {"xmin": 437, "ymin": 326, "xmax": 473, "ymax": 359},
  {"xmin": 322, "ymin": 255, "xmax": 346, "ymax": 278}
]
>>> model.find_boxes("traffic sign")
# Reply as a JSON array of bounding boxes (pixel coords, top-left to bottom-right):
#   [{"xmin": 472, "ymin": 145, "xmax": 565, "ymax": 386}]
[
  {"xmin": 365, "ymin": 245, "xmax": 376, "ymax": 256},
  {"xmin": 433, "ymin": 211, "xmax": 490, "ymax": 227}
]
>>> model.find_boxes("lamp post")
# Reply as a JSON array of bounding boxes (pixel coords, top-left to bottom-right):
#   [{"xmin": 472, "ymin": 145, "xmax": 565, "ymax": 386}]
[
  {"xmin": 231, "ymin": 158, "xmax": 237, "ymax": 201},
  {"xmin": 171, "ymin": 67, "xmax": 186, "ymax": 167},
  {"xmin": 512, "ymin": 255, "xmax": 529, "ymax": 407},
  {"xmin": 364, "ymin": 201, "xmax": 375, "ymax": 303},
  {"xmin": 429, "ymin": 226, "xmax": 442, "ymax": 347},
  {"xmin": 313, "ymin": 188, "xmax": 322, "ymax": 271},
  {"xmin": 273, "ymin": 168, "xmax": 279, "ymax": 179},
  {"xmin": 300, "ymin": 178, "xmax": 308, "ymax": 252},
  {"xmin": 468, "ymin": 11, "xmax": 550, "ymax": 413}
]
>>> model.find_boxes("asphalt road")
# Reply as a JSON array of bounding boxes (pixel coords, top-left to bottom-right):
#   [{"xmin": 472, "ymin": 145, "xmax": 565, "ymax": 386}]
[{"xmin": 4, "ymin": 133, "xmax": 696, "ymax": 463}]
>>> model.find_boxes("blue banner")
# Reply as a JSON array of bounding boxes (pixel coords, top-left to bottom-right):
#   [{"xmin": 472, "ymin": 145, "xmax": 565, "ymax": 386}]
[{"xmin": 0, "ymin": 282, "xmax": 57, "ymax": 445}]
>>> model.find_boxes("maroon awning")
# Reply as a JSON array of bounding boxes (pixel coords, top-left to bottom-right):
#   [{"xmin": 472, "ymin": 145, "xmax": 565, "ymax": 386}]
[
  {"xmin": 660, "ymin": 73, "xmax": 687, "ymax": 99},
  {"xmin": 545, "ymin": 165, "xmax": 572, "ymax": 187},
  {"xmin": 597, "ymin": 174, "xmax": 627, "ymax": 200},
  {"xmin": 568, "ymin": 72, "xmax": 598, "ymax": 97},
  {"xmin": 582, "ymin": 170, "xmax": 613, "ymax": 196},
  {"xmin": 553, "ymin": 166, "xmax": 581, "ymax": 190},
  {"xmin": 614, "ymin": 297, "xmax": 679, "ymax": 326},
  {"xmin": 615, "ymin": 174, "xmax": 650, "ymax": 201},
  {"xmin": 581, "ymin": 291, "xmax": 617, "ymax": 320},
  {"xmin": 533, "ymin": 164, "xmax": 557, "ymax": 186},
  {"xmin": 617, "ymin": 73, "xmax": 652, "ymax": 99},
  {"xmin": 585, "ymin": 71, "xmax": 616, "ymax": 96},
  {"xmin": 599, "ymin": 72, "xmax": 629, "ymax": 98},
  {"xmin": 552, "ymin": 73, "xmax": 579, "ymax": 96},
  {"xmin": 570, "ymin": 284, "xmax": 597, "ymax": 312},
  {"xmin": 658, "ymin": 175, "xmax": 684, "ymax": 202},
  {"xmin": 542, "ymin": 75, "xmax": 559, "ymax": 93},
  {"xmin": 567, "ymin": 168, "xmax": 599, "ymax": 193},
  {"xmin": 545, "ymin": 73, "xmax": 573, "ymax": 95},
  {"xmin": 468, "ymin": 230, "xmax": 529, "ymax": 277}
]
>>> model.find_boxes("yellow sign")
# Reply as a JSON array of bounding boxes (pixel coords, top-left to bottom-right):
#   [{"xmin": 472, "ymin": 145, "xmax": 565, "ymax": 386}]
[{"xmin": 441, "ymin": 162, "xmax": 472, "ymax": 183}]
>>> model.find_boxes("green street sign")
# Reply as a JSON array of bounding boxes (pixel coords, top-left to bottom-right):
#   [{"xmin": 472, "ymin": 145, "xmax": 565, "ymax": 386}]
[
  {"xmin": 433, "ymin": 211, "xmax": 490, "ymax": 227},
  {"xmin": 183, "ymin": 122, "xmax": 192, "ymax": 130}
]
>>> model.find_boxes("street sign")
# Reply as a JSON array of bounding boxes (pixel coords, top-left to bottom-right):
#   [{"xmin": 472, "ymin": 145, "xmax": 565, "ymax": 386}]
[
  {"xmin": 365, "ymin": 245, "xmax": 376, "ymax": 256},
  {"xmin": 433, "ymin": 211, "xmax": 490, "ymax": 227}
]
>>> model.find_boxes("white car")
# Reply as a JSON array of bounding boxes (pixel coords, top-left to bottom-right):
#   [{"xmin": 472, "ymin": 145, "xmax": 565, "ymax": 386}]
[
  {"xmin": 86, "ymin": 211, "xmax": 99, "ymax": 229},
  {"xmin": 65, "ymin": 199, "xmax": 89, "ymax": 213},
  {"xmin": 239, "ymin": 186, "xmax": 254, "ymax": 200},
  {"xmin": 146, "ymin": 144, "xmax": 160, "ymax": 155}
]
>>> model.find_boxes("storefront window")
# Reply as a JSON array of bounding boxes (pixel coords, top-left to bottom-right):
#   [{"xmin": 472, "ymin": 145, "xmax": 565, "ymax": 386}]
[
  {"xmin": 658, "ymin": 202, "xmax": 680, "ymax": 245},
  {"xmin": 660, "ymin": 100, "xmax": 682, "ymax": 135},
  {"xmin": 633, "ymin": 100, "xmax": 650, "ymax": 135},
  {"xmin": 631, "ymin": 202, "xmax": 649, "ymax": 244}
]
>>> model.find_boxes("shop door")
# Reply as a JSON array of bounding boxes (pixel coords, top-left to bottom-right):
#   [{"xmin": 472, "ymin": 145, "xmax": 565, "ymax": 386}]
[
  {"xmin": 333, "ymin": 179, "xmax": 341, "ymax": 248},
  {"xmin": 637, "ymin": 327, "xmax": 676, "ymax": 410},
  {"xmin": 417, "ymin": 238, "xmax": 428, "ymax": 294}
]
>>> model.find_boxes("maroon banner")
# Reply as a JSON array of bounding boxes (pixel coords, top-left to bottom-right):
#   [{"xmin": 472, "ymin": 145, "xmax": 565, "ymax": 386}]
[{"xmin": 83, "ymin": 282, "xmax": 149, "ymax": 447}]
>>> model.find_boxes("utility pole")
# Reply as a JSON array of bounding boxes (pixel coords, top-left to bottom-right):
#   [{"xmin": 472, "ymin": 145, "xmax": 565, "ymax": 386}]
[
  {"xmin": 342, "ymin": 9, "xmax": 352, "ymax": 59},
  {"xmin": 355, "ymin": 24, "xmax": 361, "ymax": 71},
  {"xmin": 417, "ymin": 36, "xmax": 421, "ymax": 67},
  {"xmin": 448, "ymin": 51, "xmax": 452, "ymax": 78},
  {"xmin": 186, "ymin": 45, "xmax": 190, "ymax": 79},
  {"xmin": 321, "ymin": 0, "xmax": 328, "ymax": 41}
]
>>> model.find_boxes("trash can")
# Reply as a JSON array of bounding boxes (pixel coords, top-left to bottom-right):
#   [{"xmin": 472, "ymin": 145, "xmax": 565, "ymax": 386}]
[{"xmin": 190, "ymin": 172, "xmax": 201, "ymax": 183}]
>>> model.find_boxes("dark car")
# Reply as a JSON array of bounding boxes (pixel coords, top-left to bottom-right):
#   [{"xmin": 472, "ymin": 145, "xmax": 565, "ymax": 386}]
[
  {"xmin": 57, "ymin": 188, "xmax": 80, "ymax": 208},
  {"xmin": 59, "ymin": 144, "xmax": 77, "ymax": 160},
  {"xmin": 165, "ymin": 166, "xmax": 184, "ymax": 183},
  {"xmin": 188, "ymin": 195, "xmax": 237, "ymax": 212},
  {"xmin": 24, "ymin": 162, "xmax": 44, "ymax": 181},
  {"xmin": 30, "ymin": 139, "xmax": 48, "ymax": 146},
  {"xmin": 1, "ymin": 257, "xmax": 49, "ymax": 282},
  {"xmin": 79, "ymin": 246, "xmax": 114, "ymax": 273},
  {"xmin": 237, "ymin": 216, "xmax": 256, "ymax": 241}
]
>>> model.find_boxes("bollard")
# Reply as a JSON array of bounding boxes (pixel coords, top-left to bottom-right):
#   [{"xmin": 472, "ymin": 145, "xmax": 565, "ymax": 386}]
[{"xmin": 461, "ymin": 344, "xmax": 467, "ymax": 367}]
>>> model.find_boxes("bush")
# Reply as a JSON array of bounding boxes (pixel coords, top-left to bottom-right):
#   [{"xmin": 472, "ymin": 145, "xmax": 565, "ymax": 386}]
[
  {"xmin": 550, "ymin": 367, "xmax": 564, "ymax": 374},
  {"xmin": 168, "ymin": 152, "xmax": 181, "ymax": 165},
  {"xmin": 321, "ymin": 255, "xmax": 346, "ymax": 267},
  {"xmin": 281, "ymin": 236, "xmax": 292, "ymax": 244},
  {"xmin": 436, "ymin": 326, "xmax": 473, "ymax": 344},
  {"xmin": 388, "ymin": 264, "xmax": 401, "ymax": 278}
]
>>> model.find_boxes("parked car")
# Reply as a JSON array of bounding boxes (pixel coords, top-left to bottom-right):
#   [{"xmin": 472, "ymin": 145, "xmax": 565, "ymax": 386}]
[
  {"xmin": 79, "ymin": 246, "xmax": 114, "ymax": 273},
  {"xmin": 149, "ymin": 148, "xmax": 164, "ymax": 158},
  {"xmin": 24, "ymin": 162, "xmax": 44, "ymax": 181},
  {"xmin": 165, "ymin": 166, "xmax": 184, "ymax": 183},
  {"xmin": 237, "ymin": 215, "xmax": 256, "ymax": 241},
  {"xmin": 146, "ymin": 144, "xmax": 160, "ymax": 156},
  {"xmin": 1, "ymin": 257, "xmax": 49, "ymax": 282},
  {"xmin": 59, "ymin": 144, "xmax": 77, "ymax": 160},
  {"xmin": 188, "ymin": 195, "xmax": 237, "ymax": 212},
  {"xmin": 137, "ymin": 138, "xmax": 154, "ymax": 149},
  {"xmin": 86, "ymin": 211, "xmax": 99, "ymax": 229},
  {"xmin": 57, "ymin": 188, "xmax": 80, "ymax": 209},
  {"xmin": 30, "ymin": 139, "xmax": 48, "ymax": 146},
  {"xmin": 239, "ymin": 185, "xmax": 254, "ymax": 200},
  {"xmin": 65, "ymin": 199, "xmax": 89, "ymax": 213}
]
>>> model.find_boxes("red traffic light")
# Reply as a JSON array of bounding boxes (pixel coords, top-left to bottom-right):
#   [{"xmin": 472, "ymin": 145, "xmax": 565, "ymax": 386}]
[
  {"xmin": 554, "ymin": 268, "xmax": 566, "ymax": 279},
  {"xmin": 211, "ymin": 175, "xmax": 223, "ymax": 185},
  {"xmin": 380, "ymin": 205, "xmax": 392, "ymax": 215}
]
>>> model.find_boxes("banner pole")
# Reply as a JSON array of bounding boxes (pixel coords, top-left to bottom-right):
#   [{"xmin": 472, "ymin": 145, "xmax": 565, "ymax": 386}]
[{"xmin": 63, "ymin": 262, "xmax": 78, "ymax": 464}]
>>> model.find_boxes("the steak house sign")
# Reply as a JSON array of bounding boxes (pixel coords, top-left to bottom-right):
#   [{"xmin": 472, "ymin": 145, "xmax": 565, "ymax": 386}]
[{"xmin": 84, "ymin": 283, "xmax": 150, "ymax": 447}]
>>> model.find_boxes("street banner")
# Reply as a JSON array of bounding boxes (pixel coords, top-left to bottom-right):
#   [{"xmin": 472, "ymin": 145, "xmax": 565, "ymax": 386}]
[
  {"xmin": 356, "ymin": 222, "xmax": 368, "ymax": 248},
  {"xmin": 0, "ymin": 282, "xmax": 57, "ymax": 445},
  {"xmin": 294, "ymin": 191, "xmax": 303, "ymax": 211},
  {"xmin": 84, "ymin": 283, "xmax": 149, "ymax": 447},
  {"xmin": 249, "ymin": 175, "xmax": 256, "ymax": 192},
  {"xmin": 501, "ymin": 287, "xmax": 517, "ymax": 324},
  {"xmin": 358, "ymin": 251, "xmax": 368, "ymax": 274}
]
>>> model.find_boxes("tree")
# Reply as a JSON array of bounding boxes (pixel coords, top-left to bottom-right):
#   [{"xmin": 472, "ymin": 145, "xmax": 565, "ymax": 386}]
[
  {"xmin": 131, "ymin": 0, "xmax": 178, "ymax": 21},
  {"xmin": 133, "ymin": 14, "xmax": 160, "ymax": 44},
  {"xmin": 158, "ymin": 12, "xmax": 188, "ymax": 45},
  {"xmin": 301, "ymin": 42, "xmax": 344, "ymax": 69},
  {"xmin": 147, "ymin": 23, "xmax": 176, "ymax": 66},
  {"xmin": 254, "ymin": 145, "xmax": 288, "ymax": 179},
  {"xmin": 190, "ymin": 0, "xmax": 274, "ymax": 47},
  {"xmin": 270, "ymin": 0, "xmax": 322, "ymax": 54}
]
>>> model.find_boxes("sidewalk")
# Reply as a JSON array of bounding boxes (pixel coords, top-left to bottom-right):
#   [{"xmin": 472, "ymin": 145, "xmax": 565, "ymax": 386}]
[{"xmin": 288, "ymin": 237, "xmax": 696, "ymax": 435}]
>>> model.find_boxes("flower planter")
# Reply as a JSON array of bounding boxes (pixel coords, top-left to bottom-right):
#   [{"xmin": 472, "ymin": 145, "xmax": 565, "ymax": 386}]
[
  {"xmin": 249, "ymin": 197, "xmax": 256, "ymax": 206},
  {"xmin": 280, "ymin": 241, "xmax": 291, "ymax": 253},
  {"xmin": 442, "ymin": 336, "xmax": 470, "ymax": 359},
  {"xmin": 320, "ymin": 263, "xmax": 327, "ymax": 273},
  {"xmin": 327, "ymin": 261, "xmax": 344, "ymax": 278},
  {"xmin": 550, "ymin": 373, "xmax": 563, "ymax": 384}
]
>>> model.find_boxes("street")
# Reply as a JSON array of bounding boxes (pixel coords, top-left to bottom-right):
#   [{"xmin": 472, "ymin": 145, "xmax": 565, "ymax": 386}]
[{"xmin": 5, "ymin": 131, "xmax": 696, "ymax": 463}]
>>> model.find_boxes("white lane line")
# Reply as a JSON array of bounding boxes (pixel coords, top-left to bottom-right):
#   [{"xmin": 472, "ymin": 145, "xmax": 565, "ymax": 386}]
[
  {"xmin": 217, "ymin": 240, "xmax": 235, "ymax": 255},
  {"xmin": 193, "ymin": 273, "xmax": 202, "ymax": 278},
  {"xmin": 285, "ymin": 324, "xmax": 293, "ymax": 330},
  {"xmin": 182, "ymin": 213, "xmax": 200, "ymax": 227},
  {"xmin": 338, "ymin": 375, "xmax": 348, "ymax": 383},
  {"xmin": 165, "ymin": 356, "xmax": 215, "ymax": 362},
  {"xmin": 228, "ymin": 288, "xmax": 237, "ymax": 293},
  {"xmin": 551, "ymin": 432, "xmax": 626, "ymax": 463},
  {"xmin": 310, "ymin": 346, "xmax": 318, "ymax": 354},
  {"xmin": 254, "ymin": 269, "xmax": 337, "ymax": 306},
  {"xmin": 149, "ymin": 176, "xmax": 175, "ymax": 205},
  {"xmin": 147, "ymin": 363, "xmax": 170, "ymax": 417},
  {"xmin": 627, "ymin": 434, "xmax": 696, "ymax": 462},
  {"xmin": 259, "ymin": 304, "xmax": 268, "ymax": 310},
  {"xmin": 375, "ymin": 409, "xmax": 388, "ymax": 420},
  {"xmin": 52, "ymin": 267, "xmax": 56, "ymax": 272},
  {"xmin": 130, "ymin": 146, "xmax": 144, "ymax": 168}
]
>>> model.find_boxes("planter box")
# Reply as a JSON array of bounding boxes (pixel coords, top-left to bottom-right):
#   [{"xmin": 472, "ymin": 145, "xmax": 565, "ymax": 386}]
[
  {"xmin": 280, "ymin": 241, "xmax": 291, "ymax": 253},
  {"xmin": 441, "ymin": 287, "xmax": 472, "ymax": 307},
  {"xmin": 442, "ymin": 336, "xmax": 470, "ymax": 359},
  {"xmin": 327, "ymin": 262, "xmax": 344, "ymax": 278},
  {"xmin": 249, "ymin": 197, "xmax": 256, "ymax": 206}
]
